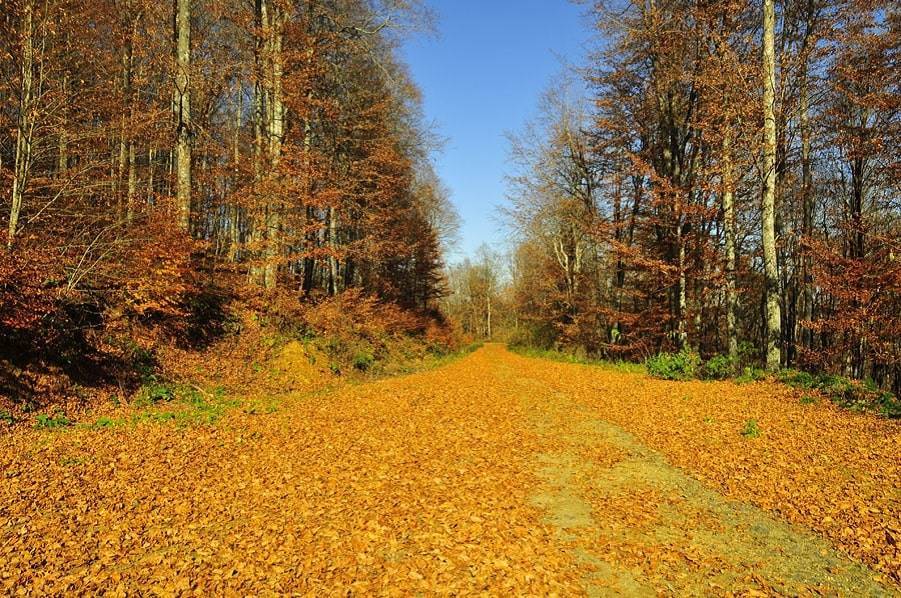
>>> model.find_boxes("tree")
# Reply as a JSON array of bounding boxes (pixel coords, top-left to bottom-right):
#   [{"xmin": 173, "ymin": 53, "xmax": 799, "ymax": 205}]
[
  {"xmin": 503, "ymin": 0, "xmax": 898, "ymax": 391},
  {"xmin": 174, "ymin": 0, "xmax": 192, "ymax": 232},
  {"xmin": 762, "ymin": 0, "xmax": 782, "ymax": 372},
  {"xmin": 7, "ymin": 0, "xmax": 35, "ymax": 249}
]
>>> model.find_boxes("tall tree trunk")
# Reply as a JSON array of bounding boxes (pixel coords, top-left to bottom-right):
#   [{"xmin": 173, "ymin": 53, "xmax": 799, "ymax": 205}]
[
  {"xmin": 127, "ymin": 138, "xmax": 136, "ymax": 223},
  {"xmin": 248, "ymin": 73, "xmax": 265, "ymax": 283},
  {"xmin": 174, "ymin": 0, "xmax": 192, "ymax": 232},
  {"xmin": 762, "ymin": 0, "xmax": 782, "ymax": 371},
  {"xmin": 800, "ymin": 68, "xmax": 813, "ymax": 351},
  {"xmin": 722, "ymin": 130, "xmax": 739, "ymax": 365},
  {"xmin": 486, "ymin": 293, "xmax": 492, "ymax": 340},
  {"xmin": 124, "ymin": 10, "xmax": 140, "ymax": 223},
  {"xmin": 328, "ymin": 206, "xmax": 339, "ymax": 295},
  {"xmin": 8, "ymin": 0, "xmax": 35, "ymax": 249},
  {"xmin": 229, "ymin": 86, "xmax": 242, "ymax": 262},
  {"xmin": 676, "ymin": 222, "xmax": 687, "ymax": 349},
  {"xmin": 148, "ymin": 147, "xmax": 156, "ymax": 201},
  {"xmin": 57, "ymin": 75, "xmax": 68, "ymax": 176},
  {"xmin": 263, "ymin": 0, "xmax": 284, "ymax": 290}
]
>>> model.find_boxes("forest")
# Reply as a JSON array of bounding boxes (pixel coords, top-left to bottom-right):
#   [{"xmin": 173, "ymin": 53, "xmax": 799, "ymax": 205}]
[
  {"xmin": 1, "ymin": 0, "xmax": 899, "ymax": 594},
  {"xmin": 1, "ymin": 0, "xmax": 460, "ymax": 412},
  {"xmin": 448, "ymin": 0, "xmax": 900, "ymax": 401}
]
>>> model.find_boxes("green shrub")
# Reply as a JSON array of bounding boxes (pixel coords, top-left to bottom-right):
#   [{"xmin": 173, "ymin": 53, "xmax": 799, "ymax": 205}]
[
  {"xmin": 778, "ymin": 369, "xmax": 899, "ymax": 418},
  {"xmin": 35, "ymin": 412, "xmax": 71, "ymax": 429},
  {"xmin": 778, "ymin": 368, "xmax": 816, "ymax": 389},
  {"xmin": 701, "ymin": 354, "xmax": 735, "ymax": 380},
  {"xmin": 352, "ymin": 350, "xmax": 375, "ymax": 371},
  {"xmin": 740, "ymin": 419, "xmax": 761, "ymax": 438},
  {"xmin": 799, "ymin": 395, "xmax": 818, "ymax": 405},
  {"xmin": 134, "ymin": 379, "xmax": 176, "ymax": 407},
  {"xmin": 510, "ymin": 345, "xmax": 645, "ymax": 374},
  {"xmin": 645, "ymin": 349, "xmax": 700, "ymax": 381},
  {"xmin": 0, "ymin": 411, "xmax": 15, "ymax": 425},
  {"xmin": 879, "ymin": 395, "xmax": 901, "ymax": 419},
  {"xmin": 735, "ymin": 366, "xmax": 767, "ymax": 385}
]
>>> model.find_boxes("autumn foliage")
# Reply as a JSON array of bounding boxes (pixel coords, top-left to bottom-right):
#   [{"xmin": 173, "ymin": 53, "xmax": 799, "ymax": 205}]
[
  {"xmin": 503, "ymin": 0, "xmax": 900, "ymax": 395},
  {"xmin": 0, "ymin": 0, "xmax": 455, "ymax": 410}
]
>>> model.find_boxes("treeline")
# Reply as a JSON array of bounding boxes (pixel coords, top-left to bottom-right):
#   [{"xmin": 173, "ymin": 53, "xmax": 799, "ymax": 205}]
[
  {"xmin": 505, "ymin": 0, "xmax": 899, "ymax": 392},
  {"xmin": 0, "ymin": 0, "xmax": 455, "ymax": 361}
]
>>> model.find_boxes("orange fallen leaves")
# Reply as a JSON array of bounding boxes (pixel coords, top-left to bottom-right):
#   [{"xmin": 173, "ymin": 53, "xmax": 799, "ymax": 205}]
[
  {"xmin": 513, "ymin": 349, "xmax": 900, "ymax": 586},
  {"xmin": 0, "ymin": 348, "xmax": 581, "ymax": 595},
  {"xmin": 0, "ymin": 345, "xmax": 896, "ymax": 594}
]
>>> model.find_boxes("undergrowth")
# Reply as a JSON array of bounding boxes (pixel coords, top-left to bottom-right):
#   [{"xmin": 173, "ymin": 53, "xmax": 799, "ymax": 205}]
[
  {"xmin": 645, "ymin": 349, "xmax": 700, "ymax": 381},
  {"xmin": 778, "ymin": 369, "xmax": 900, "ymax": 419},
  {"xmin": 28, "ymin": 339, "xmax": 482, "ymax": 434},
  {"xmin": 518, "ymin": 343, "xmax": 899, "ymax": 419},
  {"xmin": 509, "ymin": 345, "xmax": 645, "ymax": 374}
]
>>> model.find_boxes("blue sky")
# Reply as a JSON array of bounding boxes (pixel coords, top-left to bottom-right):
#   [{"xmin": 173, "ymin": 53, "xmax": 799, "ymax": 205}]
[{"xmin": 400, "ymin": 1, "xmax": 591, "ymax": 262}]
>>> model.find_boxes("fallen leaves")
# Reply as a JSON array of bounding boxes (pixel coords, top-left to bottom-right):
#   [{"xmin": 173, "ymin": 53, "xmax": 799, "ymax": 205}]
[
  {"xmin": 0, "ymin": 345, "xmax": 896, "ymax": 594},
  {"xmin": 512, "ymin": 348, "xmax": 900, "ymax": 587},
  {"xmin": 0, "ymin": 347, "xmax": 581, "ymax": 595}
]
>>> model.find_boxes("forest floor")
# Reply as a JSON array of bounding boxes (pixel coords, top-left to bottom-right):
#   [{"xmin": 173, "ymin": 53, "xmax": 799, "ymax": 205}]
[{"xmin": 1, "ymin": 344, "xmax": 898, "ymax": 595}]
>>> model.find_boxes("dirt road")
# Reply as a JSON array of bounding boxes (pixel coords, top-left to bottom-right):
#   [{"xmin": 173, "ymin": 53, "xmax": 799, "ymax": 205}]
[{"xmin": 1, "ymin": 345, "xmax": 896, "ymax": 595}]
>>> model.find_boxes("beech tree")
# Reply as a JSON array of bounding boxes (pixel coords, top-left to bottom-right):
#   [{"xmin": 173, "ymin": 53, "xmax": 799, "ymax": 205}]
[
  {"xmin": 0, "ymin": 0, "xmax": 454, "ymax": 369},
  {"xmin": 762, "ymin": 0, "xmax": 781, "ymax": 372},
  {"xmin": 504, "ymin": 0, "xmax": 899, "ymax": 392}
]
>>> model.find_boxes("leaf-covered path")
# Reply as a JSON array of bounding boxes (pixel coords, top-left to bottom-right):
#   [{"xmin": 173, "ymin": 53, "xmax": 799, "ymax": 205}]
[{"xmin": 1, "ymin": 345, "xmax": 897, "ymax": 595}]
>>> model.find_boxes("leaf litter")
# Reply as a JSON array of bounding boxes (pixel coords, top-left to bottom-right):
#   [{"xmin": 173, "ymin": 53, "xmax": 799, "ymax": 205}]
[{"xmin": 0, "ymin": 344, "xmax": 897, "ymax": 595}]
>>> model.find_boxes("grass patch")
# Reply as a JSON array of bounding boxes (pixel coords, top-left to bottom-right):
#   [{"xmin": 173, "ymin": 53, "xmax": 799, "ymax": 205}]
[
  {"xmin": 76, "ymin": 383, "xmax": 239, "ymax": 431},
  {"xmin": 35, "ymin": 412, "xmax": 71, "ymax": 429},
  {"xmin": 778, "ymin": 369, "xmax": 899, "ymax": 418},
  {"xmin": 91, "ymin": 416, "xmax": 126, "ymax": 429},
  {"xmin": 133, "ymin": 378, "xmax": 177, "ymax": 407},
  {"xmin": 243, "ymin": 400, "xmax": 279, "ymax": 415},
  {"xmin": 740, "ymin": 419, "xmax": 761, "ymax": 438},
  {"xmin": 646, "ymin": 349, "xmax": 700, "ymax": 381},
  {"xmin": 352, "ymin": 350, "xmax": 375, "ymax": 372},
  {"xmin": 510, "ymin": 345, "xmax": 645, "ymax": 374}
]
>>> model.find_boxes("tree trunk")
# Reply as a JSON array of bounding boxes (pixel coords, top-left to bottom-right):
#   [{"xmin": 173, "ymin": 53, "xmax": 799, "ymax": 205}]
[
  {"xmin": 8, "ymin": 1, "xmax": 34, "ymax": 249},
  {"xmin": 263, "ymin": 1, "xmax": 284, "ymax": 290},
  {"xmin": 174, "ymin": 0, "xmax": 192, "ymax": 232},
  {"xmin": 800, "ymin": 69, "xmax": 813, "ymax": 351},
  {"xmin": 762, "ymin": 0, "xmax": 782, "ymax": 371},
  {"xmin": 248, "ymin": 72, "xmax": 265, "ymax": 283},
  {"xmin": 127, "ymin": 138, "xmax": 136, "ymax": 223},
  {"xmin": 486, "ymin": 293, "xmax": 492, "ymax": 340},
  {"xmin": 328, "ymin": 206, "xmax": 339, "ymax": 295},
  {"xmin": 57, "ymin": 75, "xmax": 67, "ymax": 176},
  {"xmin": 148, "ymin": 147, "xmax": 156, "ymax": 202},
  {"xmin": 722, "ymin": 130, "xmax": 738, "ymax": 365},
  {"xmin": 677, "ymin": 224, "xmax": 687, "ymax": 350},
  {"xmin": 229, "ymin": 87, "xmax": 242, "ymax": 262}
]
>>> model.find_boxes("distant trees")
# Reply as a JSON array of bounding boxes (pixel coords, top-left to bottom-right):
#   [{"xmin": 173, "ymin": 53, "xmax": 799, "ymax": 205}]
[
  {"xmin": 505, "ymin": 0, "xmax": 900, "ymax": 392},
  {"xmin": 0, "ymin": 0, "xmax": 455, "ymax": 351},
  {"xmin": 442, "ymin": 245, "xmax": 503, "ymax": 340}
]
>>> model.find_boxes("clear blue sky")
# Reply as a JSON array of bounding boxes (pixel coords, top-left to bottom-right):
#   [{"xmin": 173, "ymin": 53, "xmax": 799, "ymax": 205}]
[{"xmin": 400, "ymin": 1, "xmax": 591, "ymax": 262}]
